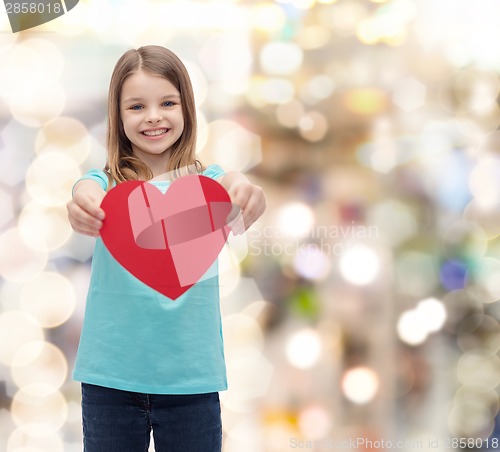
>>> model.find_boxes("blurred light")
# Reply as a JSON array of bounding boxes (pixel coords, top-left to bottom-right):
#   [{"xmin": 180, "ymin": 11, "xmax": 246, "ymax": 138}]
[
  {"xmin": 463, "ymin": 200, "xmax": 500, "ymax": 240},
  {"xmin": 11, "ymin": 341, "xmax": 68, "ymax": 393},
  {"xmin": 358, "ymin": 116, "xmax": 399, "ymax": 173},
  {"xmin": 321, "ymin": 1, "xmax": 368, "ymax": 37},
  {"xmin": 199, "ymin": 33, "xmax": 252, "ymax": 93},
  {"xmin": 441, "ymin": 220, "xmax": 487, "ymax": 261},
  {"xmin": 289, "ymin": 0, "xmax": 315, "ymax": 9},
  {"xmin": 221, "ymin": 313, "xmax": 273, "ymax": 412},
  {"xmin": 223, "ymin": 313, "xmax": 264, "ymax": 358},
  {"xmin": 0, "ymin": 120, "xmax": 39, "ymax": 187},
  {"xmin": 416, "ymin": 297, "xmax": 447, "ymax": 332},
  {"xmin": 18, "ymin": 203, "xmax": 73, "ymax": 252},
  {"xmin": 0, "ymin": 188, "xmax": 14, "ymax": 229},
  {"xmin": 58, "ymin": 233, "xmax": 96, "ymax": 263},
  {"xmin": 276, "ymin": 100, "xmax": 305, "ymax": 128},
  {"xmin": 296, "ymin": 25, "xmax": 331, "ymax": 49},
  {"xmin": 196, "ymin": 110, "xmax": 209, "ymax": 153},
  {"xmin": 357, "ymin": 0, "xmax": 414, "ymax": 45},
  {"xmin": 341, "ymin": 366, "xmax": 379, "ymax": 404},
  {"xmin": 7, "ymin": 424, "xmax": 64, "ymax": 452},
  {"xmin": 356, "ymin": 18, "xmax": 380, "ymax": 45},
  {"xmin": 242, "ymin": 300, "xmax": 270, "ymax": 321},
  {"xmin": 442, "ymin": 289, "xmax": 484, "ymax": 334},
  {"xmin": 11, "ymin": 385, "xmax": 68, "ymax": 434},
  {"xmin": 207, "ymin": 120, "xmax": 262, "ymax": 172},
  {"xmin": 20, "ymin": 272, "xmax": 76, "ymax": 328},
  {"xmin": 260, "ymin": 42, "xmax": 303, "ymax": 76},
  {"xmin": 298, "ymin": 404, "xmax": 332, "ymax": 439},
  {"xmin": 35, "ymin": 117, "xmax": 91, "ymax": 165},
  {"xmin": 392, "ymin": 77, "xmax": 426, "ymax": 111},
  {"xmin": 222, "ymin": 418, "xmax": 263, "ymax": 451},
  {"xmin": 0, "ymin": 311, "xmax": 44, "ymax": 366},
  {"xmin": 85, "ymin": 0, "xmax": 113, "ymax": 36},
  {"xmin": 286, "ymin": 328, "xmax": 322, "ymax": 369},
  {"xmin": 343, "ymin": 89, "xmax": 387, "ymax": 115},
  {"xmin": 218, "ymin": 229, "xmax": 248, "ymax": 277},
  {"xmin": 0, "ymin": 39, "xmax": 63, "ymax": 106},
  {"xmin": 454, "ymin": 386, "xmax": 499, "ymax": 420},
  {"xmin": 448, "ymin": 385, "xmax": 497, "ymax": 438},
  {"xmin": 469, "ymin": 155, "xmax": 500, "ymax": 209},
  {"xmin": 293, "ymin": 244, "xmax": 331, "ymax": 281},
  {"xmin": 254, "ymin": 78, "xmax": 295, "ymax": 105},
  {"xmin": 276, "ymin": 202, "xmax": 315, "ymax": 238},
  {"xmin": 113, "ymin": 0, "xmax": 154, "ymax": 45},
  {"xmin": 448, "ymin": 402, "xmax": 494, "ymax": 439},
  {"xmin": 457, "ymin": 314, "xmax": 499, "ymax": 354},
  {"xmin": 301, "ymin": 75, "xmax": 335, "ymax": 103},
  {"xmin": 0, "ymin": 228, "xmax": 48, "ymax": 283},
  {"xmin": 397, "ymin": 309, "xmax": 428, "ymax": 346},
  {"xmin": 416, "ymin": 120, "xmax": 459, "ymax": 161},
  {"xmin": 152, "ymin": 1, "xmax": 247, "ymax": 33},
  {"xmin": 252, "ymin": 3, "xmax": 286, "ymax": 32},
  {"xmin": 395, "ymin": 251, "xmax": 439, "ymax": 296},
  {"xmin": 456, "ymin": 349, "xmax": 500, "ymax": 389},
  {"xmin": 339, "ymin": 245, "xmax": 379, "ymax": 285},
  {"xmin": 439, "ymin": 67, "xmax": 500, "ymax": 115},
  {"xmin": 10, "ymin": 83, "xmax": 65, "ymax": 128},
  {"xmin": 219, "ymin": 257, "xmax": 241, "ymax": 299},
  {"xmin": 433, "ymin": 150, "xmax": 474, "ymax": 212},
  {"xmin": 25, "ymin": 151, "xmax": 81, "ymax": 207},
  {"xmin": 466, "ymin": 257, "xmax": 500, "ymax": 304},
  {"xmin": 299, "ymin": 111, "xmax": 329, "ymax": 142},
  {"xmin": 367, "ymin": 199, "xmax": 417, "ymax": 246},
  {"xmin": 440, "ymin": 260, "xmax": 467, "ymax": 291},
  {"xmin": 185, "ymin": 61, "xmax": 208, "ymax": 107}
]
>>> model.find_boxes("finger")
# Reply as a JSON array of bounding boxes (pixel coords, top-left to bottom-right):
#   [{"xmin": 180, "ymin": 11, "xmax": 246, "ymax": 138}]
[
  {"xmin": 240, "ymin": 196, "xmax": 265, "ymax": 230},
  {"xmin": 68, "ymin": 202, "xmax": 104, "ymax": 233},
  {"xmin": 76, "ymin": 194, "xmax": 106, "ymax": 220},
  {"xmin": 228, "ymin": 210, "xmax": 246, "ymax": 235}
]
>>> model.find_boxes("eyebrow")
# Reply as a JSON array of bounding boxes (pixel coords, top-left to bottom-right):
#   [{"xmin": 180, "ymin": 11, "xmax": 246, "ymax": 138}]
[{"xmin": 122, "ymin": 94, "xmax": 181, "ymax": 104}]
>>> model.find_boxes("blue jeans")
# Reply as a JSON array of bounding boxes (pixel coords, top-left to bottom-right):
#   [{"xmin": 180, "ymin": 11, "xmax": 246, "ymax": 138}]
[{"xmin": 81, "ymin": 383, "xmax": 222, "ymax": 452}]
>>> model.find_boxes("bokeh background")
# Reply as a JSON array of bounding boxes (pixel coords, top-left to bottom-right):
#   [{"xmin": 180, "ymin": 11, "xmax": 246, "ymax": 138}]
[{"xmin": 1, "ymin": 0, "xmax": 500, "ymax": 450}]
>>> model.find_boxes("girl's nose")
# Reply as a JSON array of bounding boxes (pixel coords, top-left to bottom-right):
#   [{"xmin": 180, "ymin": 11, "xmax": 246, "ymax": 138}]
[{"xmin": 146, "ymin": 108, "xmax": 162, "ymax": 123}]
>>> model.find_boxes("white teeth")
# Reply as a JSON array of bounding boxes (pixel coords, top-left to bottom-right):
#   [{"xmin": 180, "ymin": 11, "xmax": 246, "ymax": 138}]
[{"xmin": 143, "ymin": 129, "xmax": 167, "ymax": 136}]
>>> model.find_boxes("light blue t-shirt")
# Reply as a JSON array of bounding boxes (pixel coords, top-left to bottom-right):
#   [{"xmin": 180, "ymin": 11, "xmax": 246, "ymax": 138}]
[{"xmin": 73, "ymin": 165, "xmax": 228, "ymax": 394}]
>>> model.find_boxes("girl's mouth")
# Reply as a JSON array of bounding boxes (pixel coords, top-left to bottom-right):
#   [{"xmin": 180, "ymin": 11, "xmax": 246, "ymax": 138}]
[{"xmin": 141, "ymin": 128, "xmax": 169, "ymax": 137}]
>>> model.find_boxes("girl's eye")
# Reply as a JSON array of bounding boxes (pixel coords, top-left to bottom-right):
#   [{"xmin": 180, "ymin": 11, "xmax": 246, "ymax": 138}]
[
  {"xmin": 130, "ymin": 105, "xmax": 143, "ymax": 110},
  {"xmin": 162, "ymin": 101, "xmax": 175, "ymax": 107}
]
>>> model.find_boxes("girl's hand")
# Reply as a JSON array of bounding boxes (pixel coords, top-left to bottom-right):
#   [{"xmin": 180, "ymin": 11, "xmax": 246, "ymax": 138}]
[
  {"xmin": 219, "ymin": 171, "xmax": 266, "ymax": 234},
  {"xmin": 67, "ymin": 180, "xmax": 106, "ymax": 237}
]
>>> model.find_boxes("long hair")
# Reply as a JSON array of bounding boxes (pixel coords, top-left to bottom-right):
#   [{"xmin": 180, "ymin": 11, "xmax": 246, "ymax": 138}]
[{"xmin": 105, "ymin": 45, "xmax": 201, "ymax": 186}]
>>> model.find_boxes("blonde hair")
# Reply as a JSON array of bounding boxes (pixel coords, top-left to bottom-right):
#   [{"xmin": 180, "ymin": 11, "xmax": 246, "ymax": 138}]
[{"xmin": 105, "ymin": 45, "xmax": 201, "ymax": 186}]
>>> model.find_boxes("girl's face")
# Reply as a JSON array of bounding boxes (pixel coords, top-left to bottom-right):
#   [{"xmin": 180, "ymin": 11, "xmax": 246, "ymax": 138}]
[{"xmin": 120, "ymin": 70, "xmax": 184, "ymax": 175}]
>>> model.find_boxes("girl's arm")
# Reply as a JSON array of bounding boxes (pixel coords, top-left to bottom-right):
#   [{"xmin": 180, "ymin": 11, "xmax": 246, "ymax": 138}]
[
  {"xmin": 67, "ymin": 180, "xmax": 107, "ymax": 237},
  {"xmin": 217, "ymin": 171, "xmax": 266, "ymax": 234}
]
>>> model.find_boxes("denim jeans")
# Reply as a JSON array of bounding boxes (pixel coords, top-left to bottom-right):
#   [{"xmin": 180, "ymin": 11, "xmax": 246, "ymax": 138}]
[{"xmin": 81, "ymin": 383, "xmax": 222, "ymax": 452}]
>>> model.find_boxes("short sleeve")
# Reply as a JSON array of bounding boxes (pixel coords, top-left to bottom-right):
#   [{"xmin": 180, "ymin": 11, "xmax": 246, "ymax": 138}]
[
  {"xmin": 202, "ymin": 164, "xmax": 225, "ymax": 180},
  {"xmin": 72, "ymin": 169, "xmax": 109, "ymax": 195}
]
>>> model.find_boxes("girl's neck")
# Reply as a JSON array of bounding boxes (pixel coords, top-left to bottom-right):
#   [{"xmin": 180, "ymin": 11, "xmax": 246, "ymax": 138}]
[{"xmin": 149, "ymin": 172, "xmax": 170, "ymax": 182}]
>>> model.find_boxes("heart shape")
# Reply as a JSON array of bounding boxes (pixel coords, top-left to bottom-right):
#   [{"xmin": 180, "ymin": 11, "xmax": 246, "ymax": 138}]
[{"xmin": 100, "ymin": 175, "xmax": 234, "ymax": 300}]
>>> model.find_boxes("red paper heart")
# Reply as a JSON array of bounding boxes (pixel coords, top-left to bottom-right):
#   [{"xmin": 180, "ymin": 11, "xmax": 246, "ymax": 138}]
[{"xmin": 100, "ymin": 175, "xmax": 233, "ymax": 300}]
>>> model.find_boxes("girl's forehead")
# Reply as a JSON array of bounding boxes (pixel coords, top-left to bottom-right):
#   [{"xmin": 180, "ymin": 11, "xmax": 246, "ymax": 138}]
[{"xmin": 121, "ymin": 70, "xmax": 179, "ymax": 96}]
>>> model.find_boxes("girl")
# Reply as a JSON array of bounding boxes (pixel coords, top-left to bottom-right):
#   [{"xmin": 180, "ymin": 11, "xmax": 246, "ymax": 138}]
[{"xmin": 67, "ymin": 45, "xmax": 265, "ymax": 452}]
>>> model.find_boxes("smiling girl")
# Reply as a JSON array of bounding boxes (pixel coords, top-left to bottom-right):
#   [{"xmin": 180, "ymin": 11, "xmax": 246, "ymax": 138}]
[{"xmin": 67, "ymin": 45, "xmax": 265, "ymax": 452}]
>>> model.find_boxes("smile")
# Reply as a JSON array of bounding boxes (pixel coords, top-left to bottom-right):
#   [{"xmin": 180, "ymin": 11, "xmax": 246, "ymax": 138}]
[{"xmin": 141, "ymin": 128, "xmax": 169, "ymax": 137}]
